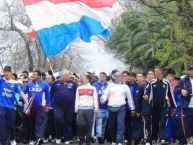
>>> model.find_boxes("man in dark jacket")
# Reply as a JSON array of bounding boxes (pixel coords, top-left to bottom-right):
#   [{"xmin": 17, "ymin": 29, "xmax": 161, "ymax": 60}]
[
  {"xmin": 50, "ymin": 70, "xmax": 77, "ymax": 144},
  {"xmin": 144, "ymin": 67, "xmax": 177, "ymax": 145},
  {"xmin": 174, "ymin": 64, "xmax": 193, "ymax": 145},
  {"xmin": 123, "ymin": 72, "xmax": 144, "ymax": 145}
]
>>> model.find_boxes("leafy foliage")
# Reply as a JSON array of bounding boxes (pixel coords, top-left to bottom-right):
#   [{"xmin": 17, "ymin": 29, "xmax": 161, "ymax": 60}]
[{"xmin": 108, "ymin": 0, "xmax": 193, "ymax": 76}]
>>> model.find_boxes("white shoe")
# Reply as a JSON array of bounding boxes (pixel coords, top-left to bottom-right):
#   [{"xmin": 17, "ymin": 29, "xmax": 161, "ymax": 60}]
[
  {"xmin": 29, "ymin": 141, "xmax": 35, "ymax": 145},
  {"xmin": 161, "ymin": 140, "xmax": 166, "ymax": 145},
  {"xmin": 56, "ymin": 139, "xmax": 62, "ymax": 144},
  {"xmin": 145, "ymin": 143, "xmax": 151, "ymax": 145},
  {"xmin": 10, "ymin": 140, "xmax": 16, "ymax": 145},
  {"xmin": 111, "ymin": 142, "xmax": 116, "ymax": 145},
  {"xmin": 43, "ymin": 139, "xmax": 49, "ymax": 143},
  {"xmin": 118, "ymin": 143, "xmax": 122, "ymax": 145},
  {"xmin": 65, "ymin": 141, "xmax": 70, "ymax": 144}
]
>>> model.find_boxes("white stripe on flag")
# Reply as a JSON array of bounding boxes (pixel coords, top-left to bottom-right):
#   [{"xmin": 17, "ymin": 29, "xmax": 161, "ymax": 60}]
[{"xmin": 25, "ymin": 1, "xmax": 115, "ymax": 30}]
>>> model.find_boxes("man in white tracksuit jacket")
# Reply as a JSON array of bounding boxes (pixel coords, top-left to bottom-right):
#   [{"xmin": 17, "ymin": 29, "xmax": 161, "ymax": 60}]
[{"xmin": 101, "ymin": 71, "xmax": 135, "ymax": 145}]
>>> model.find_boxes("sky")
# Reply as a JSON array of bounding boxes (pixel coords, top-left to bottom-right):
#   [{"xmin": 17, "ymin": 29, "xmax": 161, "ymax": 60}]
[{"xmin": 76, "ymin": 40, "xmax": 126, "ymax": 74}]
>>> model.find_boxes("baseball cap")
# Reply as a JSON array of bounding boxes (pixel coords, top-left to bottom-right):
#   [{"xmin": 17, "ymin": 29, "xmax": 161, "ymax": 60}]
[
  {"xmin": 3, "ymin": 66, "xmax": 12, "ymax": 72},
  {"xmin": 188, "ymin": 64, "xmax": 193, "ymax": 70}
]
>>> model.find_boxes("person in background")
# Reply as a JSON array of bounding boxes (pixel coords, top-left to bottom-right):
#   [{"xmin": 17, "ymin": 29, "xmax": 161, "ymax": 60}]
[
  {"xmin": 87, "ymin": 69, "xmax": 98, "ymax": 85},
  {"xmin": 93, "ymin": 72, "xmax": 108, "ymax": 144},
  {"xmin": 122, "ymin": 71, "xmax": 130, "ymax": 83},
  {"xmin": 110, "ymin": 69, "xmax": 119, "ymax": 83},
  {"xmin": 0, "ymin": 66, "xmax": 28, "ymax": 145},
  {"xmin": 137, "ymin": 73, "xmax": 147, "ymax": 85},
  {"xmin": 44, "ymin": 74, "xmax": 55, "ymax": 143},
  {"xmin": 22, "ymin": 70, "xmax": 51, "ymax": 145},
  {"xmin": 144, "ymin": 67, "xmax": 177, "ymax": 145},
  {"xmin": 12, "ymin": 73, "xmax": 18, "ymax": 80},
  {"xmin": 146, "ymin": 70, "xmax": 155, "ymax": 82},
  {"xmin": 50, "ymin": 70, "xmax": 77, "ymax": 144},
  {"xmin": 141, "ymin": 70, "xmax": 153, "ymax": 145},
  {"xmin": 22, "ymin": 76, "xmax": 29, "ymax": 84},
  {"xmin": 23, "ymin": 71, "xmax": 29, "ymax": 78},
  {"xmin": 101, "ymin": 71, "xmax": 135, "ymax": 145},
  {"xmin": 174, "ymin": 64, "xmax": 193, "ymax": 145},
  {"xmin": 75, "ymin": 75, "xmax": 98, "ymax": 145}
]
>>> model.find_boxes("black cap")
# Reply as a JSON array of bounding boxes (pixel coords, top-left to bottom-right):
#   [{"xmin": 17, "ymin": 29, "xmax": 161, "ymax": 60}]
[
  {"xmin": 3, "ymin": 66, "xmax": 12, "ymax": 72},
  {"xmin": 188, "ymin": 64, "xmax": 193, "ymax": 70}
]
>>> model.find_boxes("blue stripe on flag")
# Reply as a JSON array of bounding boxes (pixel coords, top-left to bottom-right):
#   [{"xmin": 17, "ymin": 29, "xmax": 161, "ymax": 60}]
[{"xmin": 37, "ymin": 16, "xmax": 111, "ymax": 57}]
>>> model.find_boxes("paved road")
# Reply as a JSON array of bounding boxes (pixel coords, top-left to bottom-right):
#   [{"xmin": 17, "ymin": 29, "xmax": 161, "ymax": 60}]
[{"xmin": 18, "ymin": 143, "xmax": 177, "ymax": 145}]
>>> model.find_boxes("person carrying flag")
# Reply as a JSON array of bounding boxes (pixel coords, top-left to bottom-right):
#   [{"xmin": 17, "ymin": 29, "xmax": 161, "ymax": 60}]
[
  {"xmin": 22, "ymin": 70, "xmax": 51, "ymax": 145},
  {"xmin": 0, "ymin": 66, "xmax": 28, "ymax": 145}
]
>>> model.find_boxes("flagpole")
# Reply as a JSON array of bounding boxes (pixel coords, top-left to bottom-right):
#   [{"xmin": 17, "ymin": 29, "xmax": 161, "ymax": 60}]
[
  {"xmin": 62, "ymin": 52, "xmax": 83, "ymax": 76},
  {"xmin": 46, "ymin": 58, "xmax": 54, "ymax": 74}
]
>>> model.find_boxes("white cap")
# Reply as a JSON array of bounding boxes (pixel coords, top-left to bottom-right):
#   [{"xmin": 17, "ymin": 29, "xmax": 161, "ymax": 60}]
[{"xmin": 87, "ymin": 68, "xmax": 95, "ymax": 74}]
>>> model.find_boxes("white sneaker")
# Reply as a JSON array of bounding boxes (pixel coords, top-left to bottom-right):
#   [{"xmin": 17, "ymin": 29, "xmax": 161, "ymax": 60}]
[
  {"xmin": 29, "ymin": 141, "xmax": 35, "ymax": 145},
  {"xmin": 10, "ymin": 140, "xmax": 16, "ymax": 145},
  {"xmin": 43, "ymin": 138, "xmax": 49, "ymax": 143},
  {"xmin": 111, "ymin": 142, "xmax": 116, "ymax": 145},
  {"xmin": 145, "ymin": 143, "xmax": 151, "ymax": 145},
  {"xmin": 65, "ymin": 141, "xmax": 70, "ymax": 144},
  {"xmin": 161, "ymin": 140, "xmax": 166, "ymax": 145},
  {"xmin": 118, "ymin": 143, "xmax": 123, "ymax": 145},
  {"xmin": 56, "ymin": 139, "xmax": 62, "ymax": 144}
]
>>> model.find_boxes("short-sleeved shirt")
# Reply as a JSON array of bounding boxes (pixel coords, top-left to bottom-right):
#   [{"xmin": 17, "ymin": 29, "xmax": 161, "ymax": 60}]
[{"xmin": 0, "ymin": 78, "xmax": 22, "ymax": 109}]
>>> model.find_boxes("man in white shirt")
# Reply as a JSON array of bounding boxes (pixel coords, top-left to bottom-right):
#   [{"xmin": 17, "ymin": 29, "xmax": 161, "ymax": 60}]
[
  {"xmin": 75, "ymin": 75, "xmax": 98, "ymax": 145},
  {"xmin": 101, "ymin": 71, "xmax": 135, "ymax": 145}
]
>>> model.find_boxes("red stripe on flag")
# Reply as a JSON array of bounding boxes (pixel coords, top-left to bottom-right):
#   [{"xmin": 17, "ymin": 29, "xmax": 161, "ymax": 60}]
[{"xmin": 23, "ymin": 0, "xmax": 117, "ymax": 8}]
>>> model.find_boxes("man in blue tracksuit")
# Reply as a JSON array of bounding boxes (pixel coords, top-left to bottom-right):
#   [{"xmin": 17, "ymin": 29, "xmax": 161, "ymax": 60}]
[
  {"xmin": 0, "ymin": 66, "xmax": 28, "ymax": 145},
  {"xmin": 93, "ymin": 72, "xmax": 108, "ymax": 144},
  {"xmin": 123, "ymin": 72, "xmax": 145, "ymax": 145},
  {"xmin": 144, "ymin": 67, "xmax": 177, "ymax": 145},
  {"xmin": 22, "ymin": 70, "xmax": 51, "ymax": 145},
  {"xmin": 174, "ymin": 64, "xmax": 193, "ymax": 145},
  {"xmin": 50, "ymin": 70, "xmax": 77, "ymax": 144}
]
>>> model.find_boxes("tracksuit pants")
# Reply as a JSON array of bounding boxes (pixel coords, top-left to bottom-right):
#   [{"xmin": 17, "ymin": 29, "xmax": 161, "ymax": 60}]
[
  {"xmin": 151, "ymin": 108, "xmax": 168, "ymax": 142},
  {"xmin": 108, "ymin": 106, "xmax": 126, "ymax": 144},
  {"xmin": 54, "ymin": 106, "xmax": 74, "ymax": 141},
  {"xmin": 0, "ymin": 107, "xmax": 16, "ymax": 145},
  {"xmin": 77, "ymin": 109, "xmax": 94, "ymax": 143},
  {"xmin": 181, "ymin": 108, "xmax": 193, "ymax": 139},
  {"xmin": 45, "ymin": 109, "xmax": 55, "ymax": 139},
  {"xmin": 29, "ymin": 107, "xmax": 47, "ymax": 141},
  {"xmin": 95, "ymin": 109, "xmax": 108, "ymax": 139},
  {"xmin": 125, "ymin": 110, "xmax": 132, "ymax": 144}
]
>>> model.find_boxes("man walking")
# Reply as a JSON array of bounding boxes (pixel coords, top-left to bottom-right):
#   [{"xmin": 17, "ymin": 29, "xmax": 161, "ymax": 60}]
[
  {"xmin": 101, "ymin": 71, "xmax": 135, "ymax": 145},
  {"xmin": 0, "ymin": 66, "xmax": 28, "ymax": 145},
  {"xmin": 22, "ymin": 70, "xmax": 51, "ymax": 145},
  {"xmin": 93, "ymin": 72, "xmax": 108, "ymax": 144},
  {"xmin": 75, "ymin": 75, "xmax": 98, "ymax": 145},
  {"xmin": 144, "ymin": 67, "xmax": 177, "ymax": 145},
  {"xmin": 50, "ymin": 70, "xmax": 77, "ymax": 144}
]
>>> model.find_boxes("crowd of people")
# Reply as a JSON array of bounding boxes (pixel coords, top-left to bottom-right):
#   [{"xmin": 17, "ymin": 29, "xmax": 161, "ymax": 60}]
[{"xmin": 1, "ymin": 65, "xmax": 193, "ymax": 145}]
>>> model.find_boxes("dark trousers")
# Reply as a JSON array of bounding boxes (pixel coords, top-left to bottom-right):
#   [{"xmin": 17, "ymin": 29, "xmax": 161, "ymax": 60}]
[
  {"xmin": 45, "ymin": 109, "xmax": 55, "ymax": 139},
  {"xmin": 54, "ymin": 107, "xmax": 74, "ymax": 140},
  {"xmin": 108, "ymin": 107, "xmax": 126, "ymax": 144},
  {"xmin": 125, "ymin": 110, "xmax": 132, "ymax": 144},
  {"xmin": 0, "ymin": 107, "xmax": 16, "ymax": 145},
  {"xmin": 77, "ymin": 109, "xmax": 94, "ymax": 143},
  {"xmin": 151, "ymin": 108, "xmax": 168, "ymax": 142},
  {"xmin": 142, "ymin": 114, "xmax": 151, "ymax": 143},
  {"xmin": 29, "ymin": 107, "xmax": 47, "ymax": 141},
  {"xmin": 181, "ymin": 108, "xmax": 193, "ymax": 139}
]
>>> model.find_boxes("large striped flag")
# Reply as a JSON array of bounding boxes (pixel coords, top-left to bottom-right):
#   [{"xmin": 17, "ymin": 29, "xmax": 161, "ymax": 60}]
[{"xmin": 22, "ymin": 0, "xmax": 117, "ymax": 57}]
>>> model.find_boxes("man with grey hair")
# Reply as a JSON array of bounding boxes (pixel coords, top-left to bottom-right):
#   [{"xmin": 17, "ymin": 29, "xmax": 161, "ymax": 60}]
[
  {"xmin": 101, "ymin": 71, "xmax": 135, "ymax": 145},
  {"xmin": 50, "ymin": 70, "xmax": 77, "ymax": 144}
]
